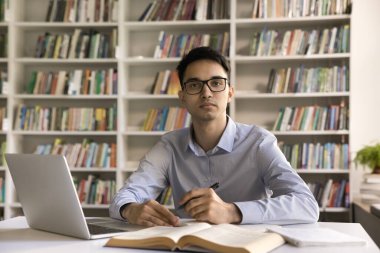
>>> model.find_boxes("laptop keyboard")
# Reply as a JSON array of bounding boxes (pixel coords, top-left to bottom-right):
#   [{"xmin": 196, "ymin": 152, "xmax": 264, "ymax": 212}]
[{"xmin": 87, "ymin": 224, "xmax": 125, "ymax": 235}]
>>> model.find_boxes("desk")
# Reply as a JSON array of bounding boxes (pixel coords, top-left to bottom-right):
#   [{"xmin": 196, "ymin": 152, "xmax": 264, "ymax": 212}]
[
  {"xmin": 0, "ymin": 217, "xmax": 379, "ymax": 253},
  {"xmin": 353, "ymin": 198, "xmax": 380, "ymax": 247}
]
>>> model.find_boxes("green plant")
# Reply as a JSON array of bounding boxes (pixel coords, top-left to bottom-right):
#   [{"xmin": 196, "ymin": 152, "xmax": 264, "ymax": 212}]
[{"xmin": 354, "ymin": 143, "xmax": 380, "ymax": 171}]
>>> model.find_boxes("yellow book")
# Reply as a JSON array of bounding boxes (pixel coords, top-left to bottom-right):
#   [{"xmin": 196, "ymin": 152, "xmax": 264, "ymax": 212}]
[{"xmin": 105, "ymin": 223, "xmax": 285, "ymax": 253}]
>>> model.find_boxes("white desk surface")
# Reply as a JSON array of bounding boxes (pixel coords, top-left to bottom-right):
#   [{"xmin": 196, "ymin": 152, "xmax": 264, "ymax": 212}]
[{"xmin": 0, "ymin": 217, "xmax": 379, "ymax": 253}]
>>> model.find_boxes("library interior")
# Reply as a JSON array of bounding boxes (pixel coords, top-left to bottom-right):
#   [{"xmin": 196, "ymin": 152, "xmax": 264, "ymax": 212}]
[{"xmin": 0, "ymin": 0, "xmax": 379, "ymax": 252}]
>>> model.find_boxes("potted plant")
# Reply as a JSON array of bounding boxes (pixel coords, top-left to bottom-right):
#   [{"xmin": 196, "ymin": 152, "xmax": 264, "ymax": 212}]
[{"xmin": 355, "ymin": 143, "xmax": 380, "ymax": 174}]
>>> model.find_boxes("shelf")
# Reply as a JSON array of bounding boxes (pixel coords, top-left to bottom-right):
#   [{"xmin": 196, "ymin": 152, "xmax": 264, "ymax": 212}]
[
  {"xmin": 123, "ymin": 130, "xmax": 166, "ymax": 136},
  {"xmin": 320, "ymin": 207, "xmax": 350, "ymax": 212},
  {"xmin": 272, "ymin": 130, "xmax": 349, "ymax": 135},
  {"xmin": 16, "ymin": 58, "xmax": 118, "ymax": 64},
  {"xmin": 235, "ymin": 92, "xmax": 350, "ymax": 99},
  {"xmin": 0, "ymin": 166, "xmax": 5, "ymax": 171},
  {"xmin": 15, "ymin": 95, "xmax": 118, "ymax": 100},
  {"xmin": 124, "ymin": 20, "xmax": 230, "ymax": 30},
  {"xmin": 124, "ymin": 93, "xmax": 178, "ymax": 99},
  {"xmin": 236, "ymin": 15, "xmax": 351, "ymax": 27},
  {"xmin": 296, "ymin": 169, "xmax": 350, "ymax": 174},
  {"xmin": 235, "ymin": 53, "xmax": 350, "ymax": 63},
  {"xmin": 12, "ymin": 131, "xmax": 118, "ymax": 136},
  {"xmin": 81, "ymin": 204, "xmax": 110, "ymax": 209},
  {"xmin": 70, "ymin": 167, "xmax": 117, "ymax": 172},
  {"xmin": 15, "ymin": 22, "xmax": 118, "ymax": 29},
  {"xmin": 124, "ymin": 57, "xmax": 181, "ymax": 64}
]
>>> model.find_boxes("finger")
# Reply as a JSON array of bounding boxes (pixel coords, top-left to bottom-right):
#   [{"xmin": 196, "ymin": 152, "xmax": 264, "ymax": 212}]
[
  {"xmin": 147, "ymin": 200, "xmax": 179, "ymax": 226},
  {"xmin": 179, "ymin": 188, "xmax": 208, "ymax": 206}
]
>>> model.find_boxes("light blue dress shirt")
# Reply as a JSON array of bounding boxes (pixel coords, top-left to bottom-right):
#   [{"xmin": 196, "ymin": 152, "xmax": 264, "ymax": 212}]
[{"xmin": 110, "ymin": 117, "xmax": 319, "ymax": 224}]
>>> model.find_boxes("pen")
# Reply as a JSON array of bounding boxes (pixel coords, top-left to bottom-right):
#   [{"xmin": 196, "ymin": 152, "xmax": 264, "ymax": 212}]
[{"xmin": 178, "ymin": 182, "xmax": 220, "ymax": 209}]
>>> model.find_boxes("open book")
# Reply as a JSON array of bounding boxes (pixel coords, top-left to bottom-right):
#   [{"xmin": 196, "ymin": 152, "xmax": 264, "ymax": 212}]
[{"xmin": 105, "ymin": 222, "xmax": 285, "ymax": 253}]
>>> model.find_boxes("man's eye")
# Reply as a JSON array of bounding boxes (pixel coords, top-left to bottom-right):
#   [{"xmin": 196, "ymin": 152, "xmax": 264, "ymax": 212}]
[
  {"xmin": 210, "ymin": 80, "xmax": 222, "ymax": 86},
  {"xmin": 188, "ymin": 82, "xmax": 201, "ymax": 88}
]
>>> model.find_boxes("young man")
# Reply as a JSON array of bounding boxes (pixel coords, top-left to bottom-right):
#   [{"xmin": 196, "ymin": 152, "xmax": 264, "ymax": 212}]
[{"xmin": 109, "ymin": 47, "xmax": 319, "ymax": 227}]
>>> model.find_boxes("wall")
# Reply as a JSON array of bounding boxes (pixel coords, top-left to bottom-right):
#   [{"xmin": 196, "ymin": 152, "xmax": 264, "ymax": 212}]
[{"xmin": 351, "ymin": 0, "xmax": 380, "ymax": 194}]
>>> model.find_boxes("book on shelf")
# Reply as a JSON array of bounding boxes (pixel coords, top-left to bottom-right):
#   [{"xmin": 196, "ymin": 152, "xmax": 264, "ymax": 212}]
[
  {"xmin": 73, "ymin": 174, "xmax": 116, "ymax": 205},
  {"xmin": 46, "ymin": 0, "xmax": 119, "ymax": 22},
  {"xmin": 272, "ymin": 104, "xmax": 348, "ymax": 132},
  {"xmin": 105, "ymin": 222, "xmax": 285, "ymax": 253},
  {"xmin": 0, "ymin": 176, "xmax": 4, "ymax": 203},
  {"xmin": 151, "ymin": 70, "xmax": 181, "ymax": 95},
  {"xmin": 153, "ymin": 31, "xmax": 229, "ymax": 58},
  {"xmin": 279, "ymin": 142, "xmax": 350, "ymax": 170},
  {"xmin": 249, "ymin": 25, "xmax": 350, "ymax": 57},
  {"xmin": 138, "ymin": 0, "xmax": 229, "ymax": 22},
  {"xmin": 34, "ymin": 29, "xmax": 117, "ymax": 59},
  {"xmin": 251, "ymin": 0, "xmax": 352, "ymax": 18},
  {"xmin": 266, "ymin": 65, "xmax": 349, "ymax": 93},
  {"xmin": 142, "ymin": 107, "xmax": 191, "ymax": 131},
  {"xmin": 363, "ymin": 173, "xmax": 380, "ymax": 184},
  {"xmin": 34, "ymin": 138, "xmax": 117, "ymax": 168},
  {"xmin": 15, "ymin": 105, "xmax": 117, "ymax": 131}
]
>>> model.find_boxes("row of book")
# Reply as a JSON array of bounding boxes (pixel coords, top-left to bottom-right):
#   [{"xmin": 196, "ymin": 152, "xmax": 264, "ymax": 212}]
[
  {"xmin": 46, "ymin": 0, "xmax": 118, "ymax": 23},
  {"xmin": 359, "ymin": 174, "xmax": 380, "ymax": 204},
  {"xmin": 0, "ymin": 142, "xmax": 5, "ymax": 166},
  {"xmin": 151, "ymin": 70, "xmax": 181, "ymax": 95},
  {"xmin": 139, "ymin": 0, "xmax": 229, "ymax": 21},
  {"xmin": 157, "ymin": 186, "xmax": 173, "ymax": 206},
  {"xmin": 35, "ymin": 28, "xmax": 117, "ymax": 59},
  {"xmin": 266, "ymin": 65, "xmax": 349, "ymax": 93},
  {"xmin": 0, "ymin": 176, "xmax": 4, "ymax": 203},
  {"xmin": 142, "ymin": 107, "xmax": 191, "ymax": 132},
  {"xmin": 251, "ymin": 0, "xmax": 352, "ymax": 19},
  {"xmin": 0, "ymin": 70, "xmax": 8, "ymax": 95},
  {"xmin": 272, "ymin": 103, "xmax": 348, "ymax": 132},
  {"xmin": 279, "ymin": 142, "xmax": 349, "ymax": 170},
  {"xmin": 0, "ymin": 33, "xmax": 7, "ymax": 58},
  {"xmin": 34, "ymin": 138, "xmax": 117, "ymax": 168},
  {"xmin": 15, "ymin": 105, "xmax": 117, "ymax": 131},
  {"xmin": 0, "ymin": 107, "xmax": 6, "ymax": 130},
  {"xmin": 74, "ymin": 174, "xmax": 116, "ymax": 204},
  {"xmin": 154, "ymin": 31, "xmax": 229, "ymax": 58},
  {"xmin": 308, "ymin": 179, "xmax": 349, "ymax": 208},
  {"xmin": 250, "ymin": 25, "xmax": 350, "ymax": 56},
  {"xmin": 26, "ymin": 69, "xmax": 118, "ymax": 95}
]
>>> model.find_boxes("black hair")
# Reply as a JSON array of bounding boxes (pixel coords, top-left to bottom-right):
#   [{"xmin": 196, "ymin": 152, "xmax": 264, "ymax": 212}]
[{"xmin": 176, "ymin": 47, "xmax": 230, "ymax": 87}]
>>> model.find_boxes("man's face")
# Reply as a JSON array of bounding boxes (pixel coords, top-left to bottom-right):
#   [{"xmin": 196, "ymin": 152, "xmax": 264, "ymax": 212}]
[{"xmin": 178, "ymin": 60, "xmax": 234, "ymax": 123}]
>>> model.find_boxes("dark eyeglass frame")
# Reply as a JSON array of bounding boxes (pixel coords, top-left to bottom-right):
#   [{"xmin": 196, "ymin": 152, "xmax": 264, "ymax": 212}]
[{"xmin": 183, "ymin": 77, "xmax": 229, "ymax": 95}]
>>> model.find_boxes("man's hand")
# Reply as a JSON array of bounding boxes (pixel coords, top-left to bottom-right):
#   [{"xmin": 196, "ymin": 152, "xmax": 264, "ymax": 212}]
[
  {"xmin": 122, "ymin": 200, "xmax": 180, "ymax": 227},
  {"xmin": 179, "ymin": 188, "xmax": 242, "ymax": 224}
]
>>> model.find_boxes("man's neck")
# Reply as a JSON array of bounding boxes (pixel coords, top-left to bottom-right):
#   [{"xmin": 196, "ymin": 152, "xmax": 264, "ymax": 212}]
[{"xmin": 192, "ymin": 116, "xmax": 228, "ymax": 152}]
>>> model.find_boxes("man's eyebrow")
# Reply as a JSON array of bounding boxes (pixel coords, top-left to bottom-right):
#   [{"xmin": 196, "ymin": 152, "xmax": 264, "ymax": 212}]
[{"xmin": 184, "ymin": 76, "xmax": 226, "ymax": 82}]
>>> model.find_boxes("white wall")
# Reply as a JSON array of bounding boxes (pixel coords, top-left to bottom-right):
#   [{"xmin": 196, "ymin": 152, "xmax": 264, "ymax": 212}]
[{"xmin": 350, "ymin": 0, "xmax": 380, "ymax": 194}]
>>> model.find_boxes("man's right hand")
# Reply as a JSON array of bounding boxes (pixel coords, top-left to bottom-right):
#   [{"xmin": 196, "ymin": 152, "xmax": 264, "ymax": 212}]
[{"xmin": 122, "ymin": 200, "xmax": 180, "ymax": 227}]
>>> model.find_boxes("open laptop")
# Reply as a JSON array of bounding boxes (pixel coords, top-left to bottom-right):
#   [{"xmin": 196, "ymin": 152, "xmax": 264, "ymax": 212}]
[{"xmin": 5, "ymin": 154, "xmax": 143, "ymax": 239}]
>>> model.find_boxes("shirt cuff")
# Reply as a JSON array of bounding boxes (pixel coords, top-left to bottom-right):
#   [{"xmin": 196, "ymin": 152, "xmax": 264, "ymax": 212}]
[{"xmin": 234, "ymin": 201, "xmax": 264, "ymax": 224}]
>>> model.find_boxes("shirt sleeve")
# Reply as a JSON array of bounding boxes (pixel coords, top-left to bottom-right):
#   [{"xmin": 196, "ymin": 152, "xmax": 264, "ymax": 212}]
[
  {"xmin": 234, "ymin": 134, "xmax": 320, "ymax": 225},
  {"xmin": 109, "ymin": 140, "xmax": 171, "ymax": 220}
]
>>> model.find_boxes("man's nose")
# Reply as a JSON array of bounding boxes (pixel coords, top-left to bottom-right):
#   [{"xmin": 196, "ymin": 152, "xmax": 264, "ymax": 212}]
[{"xmin": 201, "ymin": 83, "xmax": 213, "ymax": 98}]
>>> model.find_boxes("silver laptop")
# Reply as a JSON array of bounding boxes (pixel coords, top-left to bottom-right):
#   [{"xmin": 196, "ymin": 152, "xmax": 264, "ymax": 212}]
[{"xmin": 5, "ymin": 154, "xmax": 142, "ymax": 239}]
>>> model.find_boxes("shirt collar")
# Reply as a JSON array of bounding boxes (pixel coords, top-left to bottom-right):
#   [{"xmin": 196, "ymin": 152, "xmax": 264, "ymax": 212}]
[{"xmin": 186, "ymin": 116, "xmax": 236, "ymax": 155}]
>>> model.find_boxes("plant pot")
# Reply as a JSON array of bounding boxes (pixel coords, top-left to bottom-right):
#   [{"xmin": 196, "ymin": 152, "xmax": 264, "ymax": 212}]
[{"xmin": 373, "ymin": 167, "xmax": 380, "ymax": 174}]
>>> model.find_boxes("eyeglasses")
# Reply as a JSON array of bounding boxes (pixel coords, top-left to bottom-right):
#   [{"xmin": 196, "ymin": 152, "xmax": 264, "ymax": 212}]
[{"xmin": 183, "ymin": 78, "xmax": 228, "ymax": 95}]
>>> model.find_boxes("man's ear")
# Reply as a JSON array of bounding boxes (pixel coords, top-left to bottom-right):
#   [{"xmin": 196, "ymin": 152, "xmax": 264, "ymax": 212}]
[
  {"xmin": 227, "ymin": 86, "xmax": 234, "ymax": 103},
  {"xmin": 178, "ymin": 90, "xmax": 185, "ymax": 105}
]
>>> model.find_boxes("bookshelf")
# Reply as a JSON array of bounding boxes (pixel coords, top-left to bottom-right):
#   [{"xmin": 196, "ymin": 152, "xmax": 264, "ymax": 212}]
[{"xmin": 1, "ymin": 0, "xmax": 354, "ymax": 222}]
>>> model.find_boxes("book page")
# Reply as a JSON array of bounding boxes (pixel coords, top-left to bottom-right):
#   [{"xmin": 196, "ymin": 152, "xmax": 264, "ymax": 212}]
[
  {"xmin": 108, "ymin": 221, "xmax": 211, "ymax": 244},
  {"xmin": 178, "ymin": 224, "xmax": 285, "ymax": 253}
]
